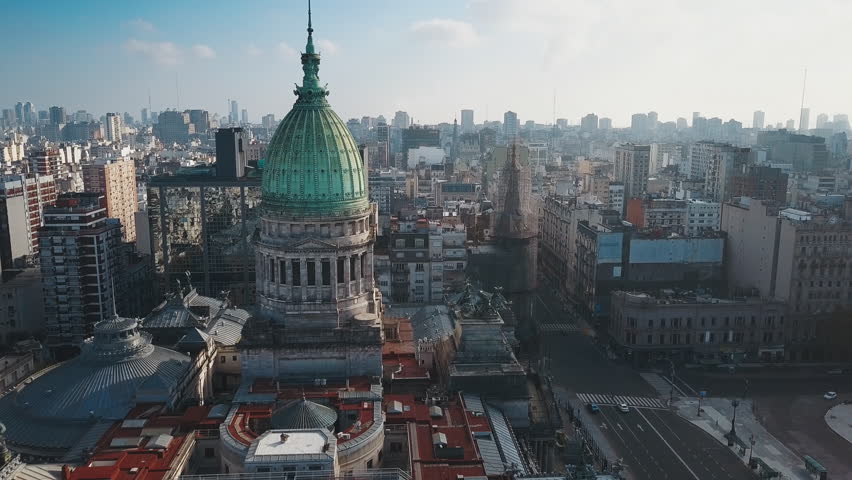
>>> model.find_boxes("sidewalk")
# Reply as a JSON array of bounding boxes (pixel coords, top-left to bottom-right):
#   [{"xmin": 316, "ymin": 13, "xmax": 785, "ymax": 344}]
[
  {"xmin": 825, "ymin": 403, "xmax": 852, "ymax": 444},
  {"xmin": 673, "ymin": 397, "xmax": 811, "ymax": 480}
]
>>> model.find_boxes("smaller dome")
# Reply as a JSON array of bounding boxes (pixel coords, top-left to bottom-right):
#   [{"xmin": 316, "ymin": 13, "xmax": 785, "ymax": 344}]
[{"xmin": 271, "ymin": 398, "xmax": 337, "ymax": 431}]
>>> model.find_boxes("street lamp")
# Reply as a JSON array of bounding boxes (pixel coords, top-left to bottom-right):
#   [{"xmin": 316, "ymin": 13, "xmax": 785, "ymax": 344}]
[
  {"xmin": 748, "ymin": 434, "xmax": 756, "ymax": 464},
  {"xmin": 729, "ymin": 398, "xmax": 739, "ymax": 437}
]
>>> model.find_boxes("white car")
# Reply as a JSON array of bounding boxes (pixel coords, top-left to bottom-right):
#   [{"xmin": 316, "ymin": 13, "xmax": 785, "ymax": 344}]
[
  {"xmin": 618, "ymin": 403, "xmax": 630, "ymax": 413},
  {"xmin": 824, "ymin": 391, "xmax": 837, "ymax": 400}
]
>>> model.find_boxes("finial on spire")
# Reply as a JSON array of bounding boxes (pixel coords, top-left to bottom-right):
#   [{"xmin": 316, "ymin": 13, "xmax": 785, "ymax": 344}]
[
  {"xmin": 308, "ymin": 0, "xmax": 313, "ymax": 33},
  {"xmin": 305, "ymin": 0, "xmax": 316, "ymax": 55}
]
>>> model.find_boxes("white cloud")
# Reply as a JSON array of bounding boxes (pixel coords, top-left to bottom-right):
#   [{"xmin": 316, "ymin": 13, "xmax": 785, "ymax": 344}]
[
  {"xmin": 316, "ymin": 39, "xmax": 339, "ymax": 55},
  {"xmin": 246, "ymin": 44, "xmax": 262, "ymax": 57},
  {"xmin": 124, "ymin": 38, "xmax": 182, "ymax": 65},
  {"xmin": 409, "ymin": 18, "xmax": 481, "ymax": 47},
  {"xmin": 277, "ymin": 42, "xmax": 298, "ymax": 59},
  {"xmin": 126, "ymin": 18, "xmax": 156, "ymax": 33},
  {"xmin": 192, "ymin": 44, "xmax": 216, "ymax": 59}
]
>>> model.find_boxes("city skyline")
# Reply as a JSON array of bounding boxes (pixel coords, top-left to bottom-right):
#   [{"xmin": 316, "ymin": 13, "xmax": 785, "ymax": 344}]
[{"xmin": 3, "ymin": 0, "xmax": 852, "ymax": 126}]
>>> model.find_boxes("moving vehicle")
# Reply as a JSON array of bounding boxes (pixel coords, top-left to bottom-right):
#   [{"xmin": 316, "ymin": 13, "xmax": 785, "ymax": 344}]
[
  {"xmin": 824, "ymin": 391, "xmax": 837, "ymax": 400},
  {"xmin": 587, "ymin": 403, "xmax": 600, "ymax": 414},
  {"xmin": 618, "ymin": 403, "xmax": 630, "ymax": 413}
]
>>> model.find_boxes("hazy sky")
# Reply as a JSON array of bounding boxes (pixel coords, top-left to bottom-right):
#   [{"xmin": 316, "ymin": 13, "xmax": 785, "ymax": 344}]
[{"xmin": 2, "ymin": 0, "xmax": 851, "ymax": 127}]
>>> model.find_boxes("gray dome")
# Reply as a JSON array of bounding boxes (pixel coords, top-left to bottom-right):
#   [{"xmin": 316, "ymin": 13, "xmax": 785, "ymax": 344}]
[
  {"xmin": 271, "ymin": 398, "xmax": 338, "ymax": 431},
  {"xmin": 0, "ymin": 315, "xmax": 191, "ymax": 454}
]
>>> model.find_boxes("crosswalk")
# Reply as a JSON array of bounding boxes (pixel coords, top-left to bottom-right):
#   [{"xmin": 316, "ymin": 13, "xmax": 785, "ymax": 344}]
[
  {"xmin": 577, "ymin": 393, "xmax": 668, "ymax": 409},
  {"xmin": 538, "ymin": 323, "xmax": 580, "ymax": 334}
]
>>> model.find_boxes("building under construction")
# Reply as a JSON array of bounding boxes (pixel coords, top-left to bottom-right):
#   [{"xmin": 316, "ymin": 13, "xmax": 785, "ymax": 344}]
[{"xmin": 468, "ymin": 143, "xmax": 538, "ymax": 344}]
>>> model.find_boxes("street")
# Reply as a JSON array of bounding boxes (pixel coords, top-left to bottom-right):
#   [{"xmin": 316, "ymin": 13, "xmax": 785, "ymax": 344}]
[{"xmin": 534, "ymin": 287, "xmax": 754, "ymax": 480}]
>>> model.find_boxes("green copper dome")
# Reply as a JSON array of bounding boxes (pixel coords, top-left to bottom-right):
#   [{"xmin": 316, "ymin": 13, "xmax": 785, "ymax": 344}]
[{"xmin": 262, "ymin": 9, "xmax": 368, "ymax": 217}]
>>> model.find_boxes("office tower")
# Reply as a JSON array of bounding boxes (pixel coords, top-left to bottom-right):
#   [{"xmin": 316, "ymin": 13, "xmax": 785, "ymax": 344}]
[
  {"xmin": 82, "ymin": 158, "xmax": 138, "ymax": 242},
  {"xmin": 40, "ymin": 193, "xmax": 123, "ymax": 356},
  {"xmin": 728, "ymin": 165, "xmax": 788, "ymax": 206},
  {"xmin": 141, "ymin": 108, "xmax": 149, "ymax": 124},
  {"xmin": 392, "ymin": 111, "xmax": 410, "ymax": 129},
  {"xmin": 401, "ymin": 125, "xmax": 440, "ymax": 167},
  {"xmin": 614, "ymin": 144, "xmax": 651, "ymax": 200},
  {"xmin": 1, "ymin": 109, "xmax": 15, "ymax": 128},
  {"xmin": 460, "ymin": 109, "xmax": 474, "ymax": 133},
  {"xmin": 753, "ymin": 110, "xmax": 765, "ymax": 130},
  {"xmin": 757, "ymin": 129, "xmax": 829, "ymax": 171},
  {"xmin": 245, "ymin": 12, "xmax": 383, "ymax": 380},
  {"xmin": 188, "ymin": 109, "xmax": 210, "ymax": 133},
  {"xmin": 230, "ymin": 100, "xmax": 239, "ymax": 124},
  {"xmin": 146, "ymin": 171, "xmax": 259, "ymax": 303},
  {"xmin": 123, "ymin": 112, "xmax": 134, "ymax": 126},
  {"xmin": 676, "ymin": 117, "xmax": 688, "ymax": 130},
  {"xmin": 833, "ymin": 114, "xmax": 850, "ymax": 131},
  {"xmin": 375, "ymin": 123, "xmax": 390, "ymax": 168},
  {"xmin": 503, "ymin": 111, "xmax": 519, "ymax": 138},
  {"xmin": 647, "ymin": 111, "xmax": 658, "ymax": 128},
  {"xmin": 580, "ymin": 113, "xmax": 598, "ymax": 133},
  {"xmin": 0, "ymin": 175, "xmax": 57, "ymax": 269},
  {"xmin": 815, "ymin": 113, "xmax": 828, "ymax": 129},
  {"xmin": 698, "ymin": 143, "xmax": 751, "ymax": 202},
  {"xmin": 241, "ymin": 109, "xmax": 248, "ymax": 124},
  {"xmin": 215, "ymin": 127, "xmax": 248, "ymax": 178},
  {"xmin": 599, "ymin": 117, "xmax": 613, "ymax": 130},
  {"xmin": 14, "ymin": 103, "xmax": 23, "ymax": 126},
  {"xmin": 262, "ymin": 114, "xmax": 276, "ymax": 129},
  {"xmin": 630, "ymin": 113, "xmax": 650, "ymax": 135},
  {"xmin": 154, "ymin": 111, "xmax": 195, "ymax": 144},
  {"xmin": 556, "ymin": 118, "xmax": 568, "ymax": 129},
  {"xmin": 692, "ymin": 112, "xmax": 700, "ymax": 125},
  {"xmin": 48, "ymin": 106, "xmax": 65, "ymax": 125},
  {"xmin": 799, "ymin": 107, "xmax": 810, "ymax": 132},
  {"xmin": 105, "ymin": 112, "xmax": 122, "ymax": 143},
  {"xmin": 784, "ymin": 119, "xmax": 795, "ymax": 130},
  {"xmin": 22, "ymin": 102, "xmax": 34, "ymax": 126}
]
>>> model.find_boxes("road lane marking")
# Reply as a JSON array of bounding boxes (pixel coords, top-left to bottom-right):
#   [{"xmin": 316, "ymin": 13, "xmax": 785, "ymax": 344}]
[
  {"xmin": 617, "ymin": 422, "xmax": 623, "ymax": 431},
  {"xmin": 636, "ymin": 408, "xmax": 701, "ymax": 480},
  {"xmin": 636, "ymin": 424, "xmax": 644, "ymax": 432}
]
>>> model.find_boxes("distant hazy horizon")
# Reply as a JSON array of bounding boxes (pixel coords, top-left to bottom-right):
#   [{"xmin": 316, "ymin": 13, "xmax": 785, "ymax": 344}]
[{"xmin": 3, "ymin": 0, "xmax": 850, "ymax": 127}]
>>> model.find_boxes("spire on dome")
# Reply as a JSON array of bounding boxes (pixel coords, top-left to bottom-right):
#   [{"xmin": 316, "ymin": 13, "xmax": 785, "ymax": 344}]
[{"xmin": 295, "ymin": 0, "xmax": 328, "ymax": 102}]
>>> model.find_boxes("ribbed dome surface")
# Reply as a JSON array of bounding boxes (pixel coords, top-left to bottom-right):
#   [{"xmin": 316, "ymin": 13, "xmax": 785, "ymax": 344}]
[
  {"xmin": 261, "ymin": 20, "xmax": 368, "ymax": 217},
  {"xmin": 271, "ymin": 398, "xmax": 338, "ymax": 431}
]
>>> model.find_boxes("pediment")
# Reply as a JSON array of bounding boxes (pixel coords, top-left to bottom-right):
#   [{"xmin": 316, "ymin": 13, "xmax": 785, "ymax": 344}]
[{"xmin": 287, "ymin": 237, "xmax": 337, "ymax": 251}]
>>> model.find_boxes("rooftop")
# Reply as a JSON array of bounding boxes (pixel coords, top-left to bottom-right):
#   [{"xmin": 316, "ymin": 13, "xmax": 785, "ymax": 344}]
[{"xmin": 253, "ymin": 429, "xmax": 333, "ymax": 457}]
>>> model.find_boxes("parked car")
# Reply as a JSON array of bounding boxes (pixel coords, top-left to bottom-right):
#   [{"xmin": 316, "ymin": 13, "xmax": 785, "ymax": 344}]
[
  {"xmin": 618, "ymin": 403, "xmax": 630, "ymax": 413},
  {"xmin": 827, "ymin": 369, "xmax": 843, "ymax": 375},
  {"xmin": 587, "ymin": 403, "xmax": 600, "ymax": 414},
  {"xmin": 824, "ymin": 391, "xmax": 837, "ymax": 400}
]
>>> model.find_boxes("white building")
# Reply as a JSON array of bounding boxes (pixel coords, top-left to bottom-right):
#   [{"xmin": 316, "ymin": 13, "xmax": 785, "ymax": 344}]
[
  {"xmin": 608, "ymin": 182, "xmax": 625, "ymax": 214},
  {"xmin": 406, "ymin": 146, "xmax": 444, "ymax": 169},
  {"xmin": 686, "ymin": 199, "xmax": 721, "ymax": 236},
  {"xmin": 105, "ymin": 112, "xmax": 123, "ymax": 143}
]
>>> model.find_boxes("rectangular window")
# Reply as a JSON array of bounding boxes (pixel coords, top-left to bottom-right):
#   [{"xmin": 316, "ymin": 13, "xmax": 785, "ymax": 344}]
[
  {"xmin": 338, "ymin": 258, "xmax": 345, "ymax": 283},
  {"xmin": 360, "ymin": 253, "xmax": 366, "ymax": 278},
  {"xmin": 307, "ymin": 259, "xmax": 316, "ymax": 285},
  {"xmin": 269, "ymin": 258, "xmax": 276, "ymax": 282},
  {"xmin": 292, "ymin": 260, "xmax": 301, "ymax": 286},
  {"xmin": 280, "ymin": 259, "xmax": 287, "ymax": 284},
  {"xmin": 322, "ymin": 260, "xmax": 331, "ymax": 285},
  {"xmin": 350, "ymin": 256, "xmax": 357, "ymax": 280},
  {"xmin": 415, "ymin": 263, "xmax": 425, "ymax": 272}
]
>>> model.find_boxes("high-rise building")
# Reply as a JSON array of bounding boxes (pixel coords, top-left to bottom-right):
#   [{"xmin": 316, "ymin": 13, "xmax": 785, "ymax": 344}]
[
  {"xmin": 392, "ymin": 111, "xmax": 410, "ymax": 129},
  {"xmin": 460, "ymin": 109, "xmax": 474, "ymax": 133},
  {"xmin": 815, "ymin": 113, "xmax": 828, "ymax": 129},
  {"xmin": 105, "ymin": 112, "xmax": 122, "ymax": 143},
  {"xmin": 799, "ymin": 107, "xmax": 810, "ymax": 132},
  {"xmin": 22, "ymin": 102, "xmax": 34, "ymax": 126},
  {"xmin": 230, "ymin": 100, "xmax": 239, "ymax": 124},
  {"xmin": 785, "ymin": 119, "xmax": 795, "ymax": 130},
  {"xmin": 728, "ymin": 165, "xmax": 788, "ymax": 206},
  {"xmin": 141, "ymin": 108, "xmax": 149, "ymax": 124},
  {"xmin": 614, "ymin": 144, "xmax": 651, "ymax": 200},
  {"xmin": 556, "ymin": 118, "xmax": 568, "ymax": 129},
  {"xmin": 503, "ymin": 111, "xmax": 519, "ymax": 138},
  {"xmin": 261, "ymin": 113, "xmax": 276, "ymax": 129},
  {"xmin": 154, "ymin": 111, "xmax": 195, "ymax": 144},
  {"xmin": 692, "ymin": 112, "xmax": 701, "ymax": 125},
  {"xmin": 82, "ymin": 158, "xmax": 138, "ymax": 242},
  {"xmin": 215, "ymin": 127, "xmax": 249, "ymax": 178},
  {"xmin": 832, "ymin": 114, "xmax": 850, "ymax": 131},
  {"xmin": 14, "ymin": 103, "xmax": 23, "ymax": 126},
  {"xmin": 188, "ymin": 109, "xmax": 210, "ymax": 133},
  {"xmin": 676, "ymin": 117, "xmax": 688, "ymax": 130},
  {"xmin": 599, "ymin": 117, "xmax": 613, "ymax": 130},
  {"xmin": 753, "ymin": 110, "xmax": 765, "ymax": 130},
  {"xmin": 28, "ymin": 149, "xmax": 62, "ymax": 177},
  {"xmin": 241, "ymin": 109, "xmax": 248, "ymax": 124},
  {"xmin": 242, "ymin": 14, "xmax": 383, "ymax": 380},
  {"xmin": 48, "ymin": 106, "xmax": 65, "ymax": 126},
  {"xmin": 401, "ymin": 125, "xmax": 440, "ymax": 167},
  {"xmin": 580, "ymin": 113, "xmax": 598, "ymax": 132},
  {"xmin": 41, "ymin": 193, "xmax": 123, "ymax": 355},
  {"xmin": 375, "ymin": 123, "xmax": 390, "ymax": 168},
  {"xmin": 630, "ymin": 113, "xmax": 649, "ymax": 135},
  {"xmin": 757, "ymin": 129, "xmax": 829, "ymax": 171},
  {"xmin": 0, "ymin": 174, "xmax": 57, "ymax": 269},
  {"xmin": 647, "ymin": 111, "xmax": 658, "ymax": 128}
]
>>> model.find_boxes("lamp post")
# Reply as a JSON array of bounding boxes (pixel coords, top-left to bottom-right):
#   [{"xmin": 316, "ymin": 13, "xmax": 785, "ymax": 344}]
[
  {"xmin": 748, "ymin": 434, "xmax": 756, "ymax": 464},
  {"xmin": 729, "ymin": 398, "xmax": 739, "ymax": 437}
]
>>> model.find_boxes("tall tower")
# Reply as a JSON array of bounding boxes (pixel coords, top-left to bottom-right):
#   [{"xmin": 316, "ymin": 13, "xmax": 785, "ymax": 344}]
[{"xmin": 241, "ymin": 5, "xmax": 383, "ymax": 381}]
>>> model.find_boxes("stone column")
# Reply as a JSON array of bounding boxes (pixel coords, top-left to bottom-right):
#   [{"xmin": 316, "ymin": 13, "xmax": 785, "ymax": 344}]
[
  {"xmin": 330, "ymin": 256, "xmax": 338, "ymax": 301},
  {"xmin": 343, "ymin": 254, "xmax": 351, "ymax": 297},
  {"xmin": 300, "ymin": 257, "xmax": 308, "ymax": 302}
]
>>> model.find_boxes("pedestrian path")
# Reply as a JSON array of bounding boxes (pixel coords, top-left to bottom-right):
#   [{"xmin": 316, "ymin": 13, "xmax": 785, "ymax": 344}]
[
  {"xmin": 640, "ymin": 372, "xmax": 682, "ymax": 397},
  {"xmin": 538, "ymin": 322, "xmax": 580, "ymax": 334},
  {"xmin": 825, "ymin": 403, "xmax": 852, "ymax": 445},
  {"xmin": 577, "ymin": 392, "xmax": 668, "ymax": 409}
]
